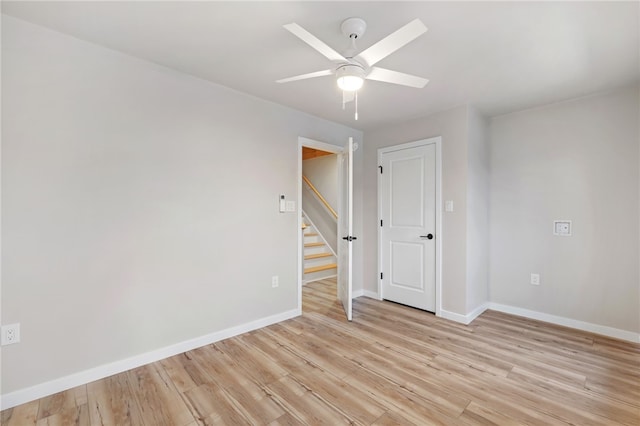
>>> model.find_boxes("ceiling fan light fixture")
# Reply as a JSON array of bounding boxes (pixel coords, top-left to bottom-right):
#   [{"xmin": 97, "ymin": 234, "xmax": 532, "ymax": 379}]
[
  {"xmin": 336, "ymin": 65, "xmax": 365, "ymax": 91},
  {"xmin": 278, "ymin": 18, "xmax": 428, "ymax": 122}
]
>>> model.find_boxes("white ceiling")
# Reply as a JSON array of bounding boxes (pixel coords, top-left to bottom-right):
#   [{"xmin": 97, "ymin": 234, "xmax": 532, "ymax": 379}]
[{"xmin": 3, "ymin": 1, "xmax": 639, "ymax": 131}]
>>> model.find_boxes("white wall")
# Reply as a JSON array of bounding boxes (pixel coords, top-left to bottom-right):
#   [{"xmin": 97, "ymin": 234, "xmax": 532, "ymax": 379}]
[
  {"xmin": 303, "ymin": 155, "xmax": 338, "ymax": 212},
  {"xmin": 489, "ymin": 86, "xmax": 640, "ymax": 333},
  {"xmin": 466, "ymin": 107, "xmax": 490, "ymax": 313},
  {"xmin": 1, "ymin": 15, "xmax": 362, "ymax": 397},
  {"xmin": 364, "ymin": 106, "xmax": 470, "ymax": 315}
]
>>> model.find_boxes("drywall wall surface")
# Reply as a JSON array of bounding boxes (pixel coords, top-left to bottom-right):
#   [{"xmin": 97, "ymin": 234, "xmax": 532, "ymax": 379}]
[
  {"xmin": 364, "ymin": 106, "xmax": 469, "ymax": 315},
  {"xmin": 489, "ymin": 86, "xmax": 640, "ymax": 333},
  {"xmin": 466, "ymin": 107, "xmax": 490, "ymax": 313},
  {"xmin": 303, "ymin": 155, "xmax": 338, "ymax": 212},
  {"xmin": 1, "ymin": 15, "xmax": 362, "ymax": 394}
]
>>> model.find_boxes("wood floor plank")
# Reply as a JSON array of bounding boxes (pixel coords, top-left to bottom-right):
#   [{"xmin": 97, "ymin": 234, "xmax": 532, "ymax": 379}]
[
  {"xmin": 1, "ymin": 400, "xmax": 40, "ymax": 426},
  {"xmin": 36, "ymin": 388, "xmax": 78, "ymax": 420},
  {"xmin": 370, "ymin": 411, "xmax": 417, "ymax": 426},
  {"xmin": 289, "ymin": 365, "xmax": 388, "ymax": 424},
  {"xmin": 159, "ymin": 353, "xmax": 211, "ymax": 394},
  {"xmin": 507, "ymin": 366, "xmax": 639, "ymax": 425},
  {"xmin": 183, "ymin": 383, "xmax": 251, "ymax": 425},
  {"xmin": 267, "ymin": 411, "xmax": 304, "ymax": 425},
  {"xmin": 262, "ymin": 323, "xmax": 360, "ymax": 380},
  {"xmin": 35, "ymin": 404, "xmax": 89, "ymax": 426},
  {"xmin": 214, "ymin": 337, "xmax": 288, "ymax": 386},
  {"xmin": 87, "ymin": 373, "xmax": 145, "ymax": 426},
  {"xmin": 3, "ymin": 278, "xmax": 638, "ymax": 426},
  {"xmin": 264, "ymin": 376, "xmax": 353, "ymax": 425},
  {"xmin": 356, "ymin": 346, "xmax": 471, "ymax": 416},
  {"xmin": 126, "ymin": 364, "xmax": 194, "ymax": 426},
  {"xmin": 221, "ymin": 382, "xmax": 286, "ymax": 425},
  {"xmin": 457, "ymin": 401, "xmax": 523, "ymax": 426},
  {"xmin": 343, "ymin": 363, "xmax": 462, "ymax": 425}
]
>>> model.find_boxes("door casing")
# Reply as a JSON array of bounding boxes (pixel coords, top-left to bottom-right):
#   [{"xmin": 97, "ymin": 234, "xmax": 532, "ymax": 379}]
[{"xmin": 377, "ymin": 137, "xmax": 443, "ymax": 317}]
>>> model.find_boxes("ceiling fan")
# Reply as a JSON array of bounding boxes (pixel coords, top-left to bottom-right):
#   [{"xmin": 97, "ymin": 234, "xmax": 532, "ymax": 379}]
[{"xmin": 277, "ymin": 17, "xmax": 429, "ymax": 120}]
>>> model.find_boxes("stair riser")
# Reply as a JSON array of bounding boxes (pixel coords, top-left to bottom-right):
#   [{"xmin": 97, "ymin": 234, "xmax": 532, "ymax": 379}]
[
  {"xmin": 304, "ymin": 257, "xmax": 337, "ymax": 268},
  {"xmin": 304, "ymin": 246, "xmax": 331, "ymax": 256},
  {"xmin": 302, "ymin": 214, "xmax": 337, "ymax": 283},
  {"xmin": 303, "ymin": 235, "xmax": 322, "ymax": 244}
]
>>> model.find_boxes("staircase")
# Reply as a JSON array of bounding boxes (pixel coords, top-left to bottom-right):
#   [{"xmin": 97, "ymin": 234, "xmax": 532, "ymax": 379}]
[{"xmin": 302, "ymin": 213, "xmax": 337, "ymax": 283}]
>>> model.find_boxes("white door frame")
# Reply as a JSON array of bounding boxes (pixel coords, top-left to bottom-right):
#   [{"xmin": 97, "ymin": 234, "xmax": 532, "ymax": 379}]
[
  {"xmin": 297, "ymin": 136, "xmax": 344, "ymax": 313},
  {"xmin": 377, "ymin": 137, "xmax": 443, "ymax": 317}
]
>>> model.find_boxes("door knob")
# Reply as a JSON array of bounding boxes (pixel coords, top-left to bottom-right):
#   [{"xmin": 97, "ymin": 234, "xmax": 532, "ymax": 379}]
[{"xmin": 420, "ymin": 234, "xmax": 434, "ymax": 240}]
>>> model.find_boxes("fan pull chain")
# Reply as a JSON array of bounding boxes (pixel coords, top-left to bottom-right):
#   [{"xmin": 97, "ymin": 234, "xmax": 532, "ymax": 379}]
[
  {"xmin": 342, "ymin": 90, "xmax": 346, "ymax": 110},
  {"xmin": 355, "ymin": 91, "xmax": 358, "ymax": 120}
]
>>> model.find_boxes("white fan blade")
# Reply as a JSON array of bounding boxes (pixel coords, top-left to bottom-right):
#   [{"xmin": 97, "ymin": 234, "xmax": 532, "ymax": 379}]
[
  {"xmin": 284, "ymin": 23, "xmax": 346, "ymax": 62},
  {"xmin": 355, "ymin": 19, "xmax": 427, "ymax": 67},
  {"xmin": 366, "ymin": 67, "xmax": 429, "ymax": 88},
  {"xmin": 276, "ymin": 69, "xmax": 333, "ymax": 84}
]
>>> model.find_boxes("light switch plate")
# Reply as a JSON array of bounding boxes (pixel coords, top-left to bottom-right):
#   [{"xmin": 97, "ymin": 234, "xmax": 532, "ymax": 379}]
[
  {"xmin": 285, "ymin": 200, "xmax": 296, "ymax": 212},
  {"xmin": 530, "ymin": 273, "xmax": 540, "ymax": 285},
  {"xmin": 553, "ymin": 220, "xmax": 572, "ymax": 236}
]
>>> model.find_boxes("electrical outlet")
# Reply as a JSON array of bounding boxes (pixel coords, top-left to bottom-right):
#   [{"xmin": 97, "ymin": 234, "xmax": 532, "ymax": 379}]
[
  {"xmin": 272, "ymin": 276, "xmax": 279, "ymax": 288},
  {"xmin": 1, "ymin": 323, "xmax": 21, "ymax": 345},
  {"xmin": 530, "ymin": 273, "xmax": 540, "ymax": 286}
]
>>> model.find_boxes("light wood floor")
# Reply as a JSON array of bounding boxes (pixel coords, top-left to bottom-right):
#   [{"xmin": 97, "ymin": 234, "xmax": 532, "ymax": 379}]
[{"xmin": 2, "ymin": 278, "xmax": 639, "ymax": 425}]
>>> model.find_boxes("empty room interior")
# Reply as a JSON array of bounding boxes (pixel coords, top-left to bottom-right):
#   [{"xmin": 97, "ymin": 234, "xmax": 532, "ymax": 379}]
[{"xmin": 1, "ymin": 1, "xmax": 639, "ymax": 425}]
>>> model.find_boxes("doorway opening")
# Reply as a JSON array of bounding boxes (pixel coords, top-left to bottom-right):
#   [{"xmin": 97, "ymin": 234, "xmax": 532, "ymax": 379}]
[
  {"xmin": 297, "ymin": 137, "xmax": 353, "ymax": 321},
  {"xmin": 301, "ymin": 147, "xmax": 339, "ymax": 284}
]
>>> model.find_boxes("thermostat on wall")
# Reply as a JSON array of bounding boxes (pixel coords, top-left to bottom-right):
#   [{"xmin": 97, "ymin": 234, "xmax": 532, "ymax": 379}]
[{"xmin": 553, "ymin": 220, "xmax": 572, "ymax": 236}]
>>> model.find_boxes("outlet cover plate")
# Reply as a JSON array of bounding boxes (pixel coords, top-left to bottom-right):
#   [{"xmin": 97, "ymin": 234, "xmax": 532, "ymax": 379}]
[{"xmin": 1, "ymin": 323, "xmax": 21, "ymax": 345}]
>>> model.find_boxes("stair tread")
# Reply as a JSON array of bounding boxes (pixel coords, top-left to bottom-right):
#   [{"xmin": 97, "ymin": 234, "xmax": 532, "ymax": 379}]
[
  {"xmin": 304, "ymin": 233, "xmax": 319, "ymax": 237},
  {"xmin": 304, "ymin": 252, "xmax": 333, "ymax": 260},
  {"xmin": 304, "ymin": 263, "xmax": 338, "ymax": 274},
  {"xmin": 304, "ymin": 242, "xmax": 325, "ymax": 247}
]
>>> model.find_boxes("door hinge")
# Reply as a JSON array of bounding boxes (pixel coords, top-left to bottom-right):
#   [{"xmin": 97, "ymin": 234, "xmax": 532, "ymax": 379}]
[
  {"xmin": 380, "ymin": 219, "xmax": 383, "ymax": 227},
  {"xmin": 380, "ymin": 272, "xmax": 383, "ymax": 280},
  {"xmin": 378, "ymin": 165, "xmax": 383, "ymax": 174}
]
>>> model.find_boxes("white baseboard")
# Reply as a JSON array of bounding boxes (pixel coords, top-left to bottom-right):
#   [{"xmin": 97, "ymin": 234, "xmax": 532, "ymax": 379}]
[
  {"xmin": 439, "ymin": 302, "xmax": 639, "ymax": 342},
  {"xmin": 362, "ymin": 290, "xmax": 380, "ymax": 299},
  {"xmin": 439, "ymin": 302, "xmax": 489, "ymax": 325},
  {"xmin": 488, "ymin": 303, "xmax": 640, "ymax": 343},
  {"xmin": 352, "ymin": 289, "xmax": 379, "ymax": 299},
  {"xmin": 0, "ymin": 308, "xmax": 301, "ymax": 410}
]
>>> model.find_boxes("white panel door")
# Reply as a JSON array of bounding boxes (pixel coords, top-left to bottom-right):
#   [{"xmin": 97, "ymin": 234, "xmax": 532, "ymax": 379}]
[
  {"xmin": 337, "ymin": 137, "xmax": 354, "ymax": 321},
  {"xmin": 380, "ymin": 143, "xmax": 436, "ymax": 311}
]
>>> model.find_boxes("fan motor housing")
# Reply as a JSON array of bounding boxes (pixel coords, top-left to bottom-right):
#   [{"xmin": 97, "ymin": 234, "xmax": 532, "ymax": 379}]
[{"xmin": 336, "ymin": 63, "xmax": 365, "ymax": 79}]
